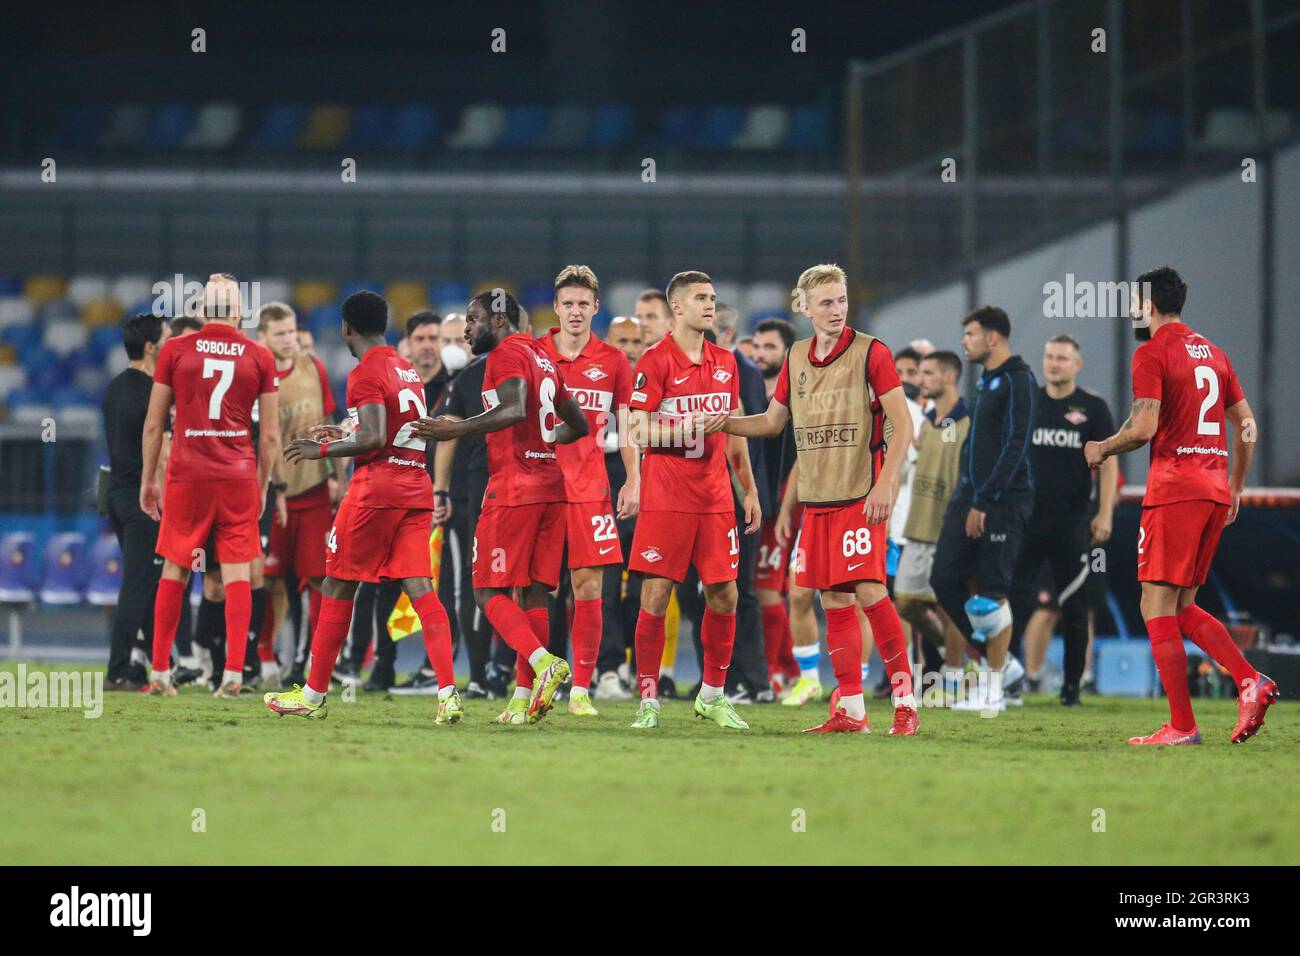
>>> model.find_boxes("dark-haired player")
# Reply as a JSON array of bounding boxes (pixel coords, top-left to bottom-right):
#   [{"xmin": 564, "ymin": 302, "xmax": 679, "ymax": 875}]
[
  {"xmin": 142, "ymin": 274, "xmax": 280, "ymax": 697},
  {"xmin": 263, "ymin": 291, "xmax": 461, "ymax": 723},
  {"xmin": 412, "ymin": 289, "xmax": 590, "ymax": 724},
  {"xmin": 1086, "ymin": 266, "xmax": 1276, "ymax": 745}
]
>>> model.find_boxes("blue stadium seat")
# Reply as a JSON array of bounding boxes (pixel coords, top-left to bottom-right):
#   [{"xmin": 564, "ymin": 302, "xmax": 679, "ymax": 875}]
[
  {"xmin": 430, "ymin": 281, "xmax": 470, "ymax": 312},
  {"xmin": 252, "ymin": 105, "xmax": 309, "ymax": 148},
  {"xmin": 785, "ymin": 107, "xmax": 829, "ymax": 150},
  {"xmin": 697, "ymin": 107, "xmax": 745, "ymax": 147},
  {"xmin": 1, "ymin": 323, "xmax": 42, "ymax": 353},
  {"xmin": 0, "ymin": 276, "xmax": 22, "ymax": 296},
  {"xmin": 520, "ymin": 282, "xmax": 553, "ymax": 311},
  {"xmin": 587, "ymin": 106, "xmax": 633, "ymax": 147},
  {"xmin": 340, "ymin": 280, "xmax": 382, "ymax": 300},
  {"xmin": 0, "ymin": 533, "xmax": 38, "ymax": 603},
  {"xmin": 21, "ymin": 347, "xmax": 62, "ymax": 391},
  {"xmin": 390, "ymin": 105, "xmax": 440, "ymax": 148},
  {"xmin": 53, "ymin": 386, "xmax": 93, "ymax": 409},
  {"xmin": 345, "ymin": 106, "xmax": 395, "ymax": 148},
  {"xmin": 86, "ymin": 535, "xmax": 123, "ymax": 607},
  {"xmin": 659, "ymin": 107, "xmax": 703, "ymax": 146},
  {"xmin": 150, "ymin": 104, "xmax": 197, "ymax": 147},
  {"xmin": 39, "ymin": 533, "xmax": 90, "ymax": 605},
  {"xmin": 307, "ymin": 304, "xmax": 342, "ymax": 337},
  {"xmin": 89, "ymin": 325, "xmax": 122, "ymax": 360},
  {"xmin": 499, "ymin": 107, "xmax": 549, "ymax": 148},
  {"xmin": 1128, "ymin": 109, "xmax": 1183, "ymax": 156},
  {"xmin": 592, "ymin": 309, "xmax": 613, "ymax": 336},
  {"xmin": 58, "ymin": 106, "xmax": 108, "ymax": 148}
]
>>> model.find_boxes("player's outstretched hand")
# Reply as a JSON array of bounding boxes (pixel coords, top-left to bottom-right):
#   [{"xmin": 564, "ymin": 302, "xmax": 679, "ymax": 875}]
[
  {"xmin": 140, "ymin": 481, "xmax": 162, "ymax": 521},
  {"xmin": 616, "ymin": 480, "xmax": 640, "ymax": 520},
  {"xmin": 863, "ymin": 484, "xmax": 892, "ymax": 526},
  {"xmin": 285, "ymin": 437, "xmax": 324, "ymax": 463},
  {"xmin": 1083, "ymin": 440, "xmax": 1105, "ymax": 469},
  {"xmin": 742, "ymin": 491, "xmax": 762, "ymax": 534},
  {"xmin": 411, "ymin": 416, "xmax": 458, "ymax": 441},
  {"xmin": 698, "ymin": 412, "xmax": 730, "ymax": 435},
  {"xmin": 309, "ymin": 424, "xmax": 346, "ymax": 442}
]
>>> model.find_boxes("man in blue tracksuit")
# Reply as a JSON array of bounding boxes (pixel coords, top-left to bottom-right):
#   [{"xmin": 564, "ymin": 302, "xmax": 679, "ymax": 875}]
[{"xmin": 930, "ymin": 306, "xmax": 1036, "ymax": 711}]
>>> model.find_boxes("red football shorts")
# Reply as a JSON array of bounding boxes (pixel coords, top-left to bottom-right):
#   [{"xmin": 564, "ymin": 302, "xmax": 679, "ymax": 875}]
[
  {"xmin": 472, "ymin": 501, "xmax": 566, "ymax": 590},
  {"xmin": 1138, "ymin": 499, "xmax": 1229, "ymax": 588},
  {"xmin": 265, "ymin": 496, "xmax": 333, "ymax": 579},
  {"xmin": 629, "ymin": 510, "xmax": 739, "ymax": 585},
  {"xmin": 157, "ymin": 477, "xmax": 262, "ymax": 567},
  {"xmin": 565, "ymin": 499, "xmax": 623, "ymax": 568},
  {"xmin": 754, "ymin": 509, "xmax": 803, "ymax": 593},
  {"xmin": 793, "ymin": 502, "xmax": 886, "ymax": 593},
  {"xmin": 325, "ymin": 497, "xmax": 432, "ymax": 583}
]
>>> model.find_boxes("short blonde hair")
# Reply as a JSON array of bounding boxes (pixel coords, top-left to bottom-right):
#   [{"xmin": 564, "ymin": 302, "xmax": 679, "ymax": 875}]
[
  {"xmin": 257, "ymin": 301, "xmax": 296, "ymax": 333},
  {"xmin": 796, "ymin": 263, "xmax": 847, "ymax": 294},
  {"xmin": 554, "ymin": 264, "xmax": 600, "ymax": 299}
]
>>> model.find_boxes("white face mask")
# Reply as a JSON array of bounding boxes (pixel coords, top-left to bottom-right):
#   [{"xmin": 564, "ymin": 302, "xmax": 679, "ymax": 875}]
[{"xmin": 441, "ymin": 344, "xmax": 469, "ymax": 372}]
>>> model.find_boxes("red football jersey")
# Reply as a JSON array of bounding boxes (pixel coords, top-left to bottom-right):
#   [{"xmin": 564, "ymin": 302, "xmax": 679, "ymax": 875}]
[
  {"xmin": 1132, "ymin": 322, "xmax": 1245, "ymax": 508},
  {"xmin": 155, "ymin": 322, "xmax": 277, "ymax": 482},
  {"xmin": 539, "ymin": 328, "xmax": 632, "ymax": 503},
  {"xmin": 481, "ymin": 333, "xmax": 567, "ymax": 506},
  {"xmin": 628, "ymin": 332, "xmax": 738, "ymax": 515},
  {"xmin": 343, "ymin": 345, "xmax": 433, "ymax": 509}
]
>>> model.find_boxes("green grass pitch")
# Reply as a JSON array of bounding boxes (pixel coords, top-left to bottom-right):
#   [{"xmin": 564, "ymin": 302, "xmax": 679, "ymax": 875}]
[{"xmin": 2, "ymin": 664, "xmax": 1295, "ymax": 866}]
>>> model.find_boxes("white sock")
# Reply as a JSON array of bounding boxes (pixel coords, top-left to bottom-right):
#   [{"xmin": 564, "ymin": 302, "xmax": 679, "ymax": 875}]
[
  {"xmin": 527, "ymin": 647, "xmax": 550, "ymax": 669},
  {"xmin": 793, "ymin": 643, "xmax": 820, "ymax": 681},
  {"xmin": 437, "ymin": 685, "xmax": 455, "ymax": 700},
  {"xmin": 839, "ymin": 692, "xmax": 866, "ymax": 719},
  {"xmin": 222, "ymin": 669, "xmax": 242, "ymax": 686},
  {"xmin": 571, "ymin": 685, "xmax": 589, "ymax": 697},
  {"xmin": 893, "ymin": 692, "xmax": 917, "ymax": 709},
  {"xmin": 302, "ymin": 684, "xmax": 326, "ymax": 706},
  {"xmin": 700, "ymin": 682, "xmax": 724, "ymax": 701},
  {"xmin": 152, "ymin": 668, "xmax": 172, "ymax": 686},
  {"xmin": 512, "ymin": 686, "xmax": 531, "ymax": 701},
  {"xmin": 659, "ymin": 666, "xmax": 674, "ymax": 679}
]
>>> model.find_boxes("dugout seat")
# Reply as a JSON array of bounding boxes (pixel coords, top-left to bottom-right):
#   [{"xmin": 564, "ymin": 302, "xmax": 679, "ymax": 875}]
[
  {"xmin": 87, "ymin": 535, "xmax": 124, "ymax": 607},
  {"xmin": 785, "ymin": 106, "xmax": 829, "ymax": 150},
  {"xmin": 58, "ymin": 106, "xmax": 108, "ymax": 148},
  {"xmin": 252, "ymin": 105, "xmax": 309, "ymax": 148},
  {"xmin": 446, "ymin": 105, "xmax": 506, "ymax": 149},
  {"xmin": 183, "ymin": 103, "xmax": 242, "ymax": 150},
  {"xmin": 39, "ymin": 533, "xmax": 90, "ymax": 605},
  {"xmin": 537, "ymin": 105, "xmax": 591, "ymax": 149},
  {"xmin": 100, "ymin": 104, "xmax": 151, "ymax": 148},
  {"xmin": 150, "ymin": 104, "xmax": 197, "ymax": 147},
  {"xmin": 587, "ymin": 106, "xmax": 634, "ymax": 148},
  {"xmin": 499, "ymin": 106, "xmax": 549, "ymax": 148},
  {"xmin": 390, "ymin": 105, "xmax": 440, "ymax": 149},
  {"xmin": 297, "ymin": 104, "xmax": 351, "ymax": 149},
  {"xmin": 345, "ymin": 106, "xmax": 394, "ymax": 149},
  {"xmin": 0, "ymin": 533, "xmax": 39, "ymax": 603},
  {"xmin": 697, "ymin": 107, "xmax": 745, "ymax": 147},
  {"xmin": 733, "ymin": 106, "xmax": 789, "ymax": 150}
]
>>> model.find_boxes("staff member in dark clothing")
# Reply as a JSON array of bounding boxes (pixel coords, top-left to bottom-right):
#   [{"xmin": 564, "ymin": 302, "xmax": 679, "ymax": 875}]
[
  {"xmin": 930, "ymin": 306, "xmax": 1036, "ymax": 711},
  {"xmin": 102, "ymin": 314, "xmax": 171, "ymax": 690},
  {"xmin": 1009, "ymin": 334, "xmax": 1116, "ymax": 706}
]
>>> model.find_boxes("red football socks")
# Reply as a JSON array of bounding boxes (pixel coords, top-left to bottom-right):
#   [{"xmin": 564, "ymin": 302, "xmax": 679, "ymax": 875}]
[
  {"xmin": 634, "ymin": 609, "xmax": 666, "ymax": 699},
  {"xmin": 306, "ymin": 595, "xmax": 356, "ymax": 696},
  {"xmin": 413, "ymin": 592, "xmax": 455, "ymax": 689},
  {"xmin": 514, "ymin": 606, "xmax": 550, "ymax": 688},
  {"xmin": 700, "ymin": 607, "xmax": 736, "ymax": 689},
  {"xmin": 864, "ymin": 596, "xmax": 912, "ymax": 698},
  {"xmin": 257, "ymin": 592, "xmax": 277, "ymax": 663},
  {"xmin": 761, "ymin": 602, "xmax": 790, "ymax": 678},
  {"xmin": 150, "ymin": 577, "xmax": 186, "ymax": 673},
  {"xmin": 1147, "ymin": 615, "xmax": 1196, "ymax": 730},
  {"xmin": 1178, "ymin": 604, "xmax": 1256, "ymax": 691},
  {"xmin": 307, "ymin": 587, "xmax": 322, "ymax": 644},
  {"xmin": 484, "ymin": 595, "xmax": 543, "ymax": 680},
  {"xmin": 824, "ymin": 604, "xmax": 864, "ymax": 697},
  {"xmin": 570, "ymin": 598, "xmax": 602, "ymax": 690},
  {"xmin": 223, "ymin": 580, "xmax": 253, "ymax": 675}
]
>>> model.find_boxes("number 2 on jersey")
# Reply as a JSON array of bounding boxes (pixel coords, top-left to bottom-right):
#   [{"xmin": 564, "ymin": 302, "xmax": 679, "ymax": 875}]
[
  {"xmin": 393, "ymin": 387, "xmax": 427, "ymax": 450},
  {"xmin": 1192, "ymin": 365, "xmax": 1220, "ymax": 436}
]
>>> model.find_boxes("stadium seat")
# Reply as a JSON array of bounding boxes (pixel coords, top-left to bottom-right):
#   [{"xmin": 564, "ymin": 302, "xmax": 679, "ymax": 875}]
[
  {"xmin": 66, "ymin": 274, "xmax": 109, "ymax": 307},
  {"xmin": 297, "ymin": 104, "xmax": 351, "ymax": 149},
  {"xmin": 24, "ymin": 275, "xmax": 67, "ymax": 305},
  {"xmin": 390, "ymin": 105, "xmax": 440, "ymax": 149},
  {"xmin": 384, "ymin": 281, "xmax": 429, "ymax": 321},
  {"xmin": 710, "ymin": 280, "xmax": 742, "ymax": 311},
  {"xmin": 82, "ymin": 298, "xmax": 124, "ymax": 328},
  {"xmin": 43, "ymin": 320, "xmax": 89, "ymax": 357},
  {"xmin": 86, "ymin": 535, "xmax": 123, "ymax": 607},
  {"xmin": 252, "ymin": 105, "xmax": 309, "ymax": 148},
  {"xmin": 741, "ymin": 281, "xmax": 790, "ymax": 317},
  {"xmin": 100, "ymin": 104, "xmax": 152, "ymax": 148},
  {"xmin": 292, "ymin": 280, "xmax": 338, "ymax": 313},
  {"xmin": 537, "ymin": 105, "xmax": 591, "ymax": 149},
  {"xmin": 344, "ymin": 106, "xmax": 395, "ymax": 149},
  {"xmin": 605, "ymin": 281, "xmax": 650, "ymax": 316},
  {"xmin": 785, "ymin": 106, "xmax": 829, "ymax": 150},
  {"xmin": 0, "ymin": 276, "xmax": 22, "ymax": 296},
  {"xmin": 472, "ymin": 279, "xmax": 517, "ymax": 300},
  {"xmin": 252, "ymin": 277, "xmax": 292, "ymax": 307},
  {"xmin": 446, "ymin": 104, "xmax": 506, "ymax": 149},
  {"xmin": 57, "ymin": 105, "xmax": 108, "ymax": 148},
  {"xmin": 1094, "ymin": 639, "xmax": 1158, "ymax": 697},
  {"xmin": 430, "ymin": 281, "xmax": 471, "ymax": 313},
  {"xmin": 529, "ymin": 306, "xmax": 558, "ymax": 334},
  {"xmin": 587, "ymin": 106, "xmax": 634, "ymax": 147},
  {"xmin": 659, "ymin": 107, "xmax": 703, "ymax": 146},
  {"xmin": 150, "ymin": 104, "xmax": 198, "ymax": 147},
  {"xmin": 696, "ymin": 107, "xmax": 746, "ymax": 147},
  {"xmin": 0, "ymin": 366, "xmax": 25, "ymax": 401},
  {"xmin": 0, "ymin": 533, "xmax": 39, "ymax": 603},
  {"xmin": 519, "ymin": 282, "xmax": 554, "ymax": 311},
  {"xmin": 39, "ymin": 533, "xmax": 90, "ymax": 605},
  {"xmin": 39, "ymin": 299, "xmax": 80, "ymax": 323},
  {"xmin": 183, "ymin": 102, "xmax": 242, "ymax": 150},
  {"xmin": 498, "ymin": 106, "xmax": 549, "ymax": 148},
  {"xmin": 307, "ymin": 304, "xmax": 343, "ymax": 338},
  {"xmin": 0, "ymin": 296, "xmax": 35, "ymax": 328},
  {"xmin": 340, "ymin": 280, "xmax": 382, "ymax": 301},
  {"xmin": 111, "ymin": 274, "xmax": 155, "ymax": 309},
  {"xmin": 733, "ymin": 105, "xmax": 789, "ymax": 150}
]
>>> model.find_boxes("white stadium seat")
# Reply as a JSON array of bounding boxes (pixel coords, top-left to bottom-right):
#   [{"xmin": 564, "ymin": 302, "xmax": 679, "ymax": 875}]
[
  {"xmin": 0, "ymin": 296, "xmax": 35, "ymax": 328},
  {"xmin": 66, "ymin": 275, "xmax": 109, "ymax": 308},
  {"xmin": 43, "ymin": 320, "xmax": 89, "ymax": 356},
  {"xmin": 183, "ymin": 103, "xmax": 243, "ymax": 150},
  {"xmin": 605, "ymin": 281, "xmax": 651, "ymax": 317},
  {"xmin": 446, "ymin": 105, "xmax": 506, "ymax": 149},
  {"xmin": 733, "ymin": 106, "xmax": 789, "ymax": 150},
  {"xmin": 111, "ymin": 274, "xmax": 155, "ymax": 309}
]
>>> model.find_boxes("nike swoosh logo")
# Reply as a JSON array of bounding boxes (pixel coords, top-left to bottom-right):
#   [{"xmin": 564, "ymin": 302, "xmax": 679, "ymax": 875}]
[
  {"xmin": 674, "ymin": 375, "xmax": 691, "ymax": 384},
  {"xmin": 847, "ymin": 562, "xmax": 864, "ymax": 571},
  {"xmin": 1138, "ymin": 561, "xmax": 1147, "ymax": 567},
  {"xmin": 598, "ymin": 546, "xmax": 615, "ymax": 554},
  {"xmin": 729, "ymin": 561, "xmax": 739, "ymax": 569}
]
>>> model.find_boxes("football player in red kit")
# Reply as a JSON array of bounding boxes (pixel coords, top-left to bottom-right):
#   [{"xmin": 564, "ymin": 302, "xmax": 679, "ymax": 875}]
[
  {"xmin": 538, "ymin": 266, "xmax": 640, "ymax": 716},
  {"xmin": 626, "ymin": 270, "xmax": 761, "ymax": 731},
  {"xmin": 704, "ymin": 263, "xmax": 919, "ymax": 736},
  {"xmin": 263, "ymin": 291, "xmax": 461, "ymax": 723},
  {"xmin": 1086, "ymin": 266, "xmax": 1276, "ymax": 745},
  {"xmin": 141, "ymin": 274, "xmax": 281, "ymax": 698},
  {"xmin": 412, "ymin": 289, "xmax": 590, "ymax": 725}
]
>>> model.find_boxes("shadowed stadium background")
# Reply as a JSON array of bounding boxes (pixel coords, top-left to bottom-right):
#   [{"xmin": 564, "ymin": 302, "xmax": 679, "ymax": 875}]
[{"xmin": 1, "ymin": 0, "xmax": 1297, "ymax": 681}]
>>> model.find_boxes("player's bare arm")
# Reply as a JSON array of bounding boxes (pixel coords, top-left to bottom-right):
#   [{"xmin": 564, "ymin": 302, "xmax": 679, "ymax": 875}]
[
  {"xmin": 616, "ymin": 408, "xmax": 641, "ymax": 519},
  {"xmin": 774, "ymin": 459, "xmax": 800, "ymax": 546},
  {"xmin": 431, "ymin": 415, "xmax": 462, "ymax": 524},
  {"xmin": 727, "ymin": 432, "xmax": 762, "ymax": 534},
  {"xmin": 1225, "ymin": 397, "xmax": 1257, "ymax": 525},
  {"xmin": 627, "ymin": 407, "xmax": 697, "ymax": 449},
  {"xmin": 1092, "ymin": 455, "xmax": 1118, "ymax": 544},
  {"xmin": 708, "ymin": 397, "xmax": 789, "ymax": 438},
  {"xmin": 1086, "ymin": 397, "xmax": 1160, "ymax": 466},
  {"xmin": 412, "ymin": 376, "xmax": 527, "ymax": 441},
  {"xmin": 551, "ymin": 390, "xmax": 590, "ymax": 445},
  {"xmin": 257, "ymin": 391, "xmax": 283, "ymax": 521},
  {"xmin": 286, "ymin": 402, "xmax": 385, "ymax": 462},
  {"xmin": 139, "ymin": 381, "xmax": 174, "ymax": 520},
  {"xmin": 866, "ymin": 385, "xmax": 912, "ymax": 527}
]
